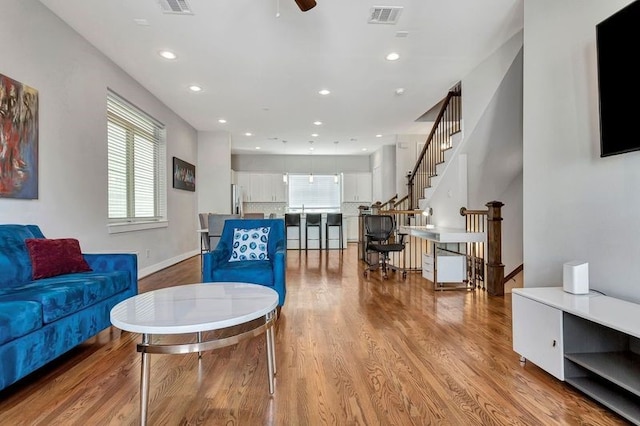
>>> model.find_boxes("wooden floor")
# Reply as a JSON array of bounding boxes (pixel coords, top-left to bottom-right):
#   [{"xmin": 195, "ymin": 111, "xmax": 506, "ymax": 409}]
[{"xmin": 0, "ymin": 244, "xmax": 628, "ymax": 425}]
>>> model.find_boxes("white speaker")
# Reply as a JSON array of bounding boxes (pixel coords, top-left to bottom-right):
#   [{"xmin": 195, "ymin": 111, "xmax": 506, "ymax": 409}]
[{"xmin": 563, "ymin": 261, "xmax": 589, "ymax": 294}]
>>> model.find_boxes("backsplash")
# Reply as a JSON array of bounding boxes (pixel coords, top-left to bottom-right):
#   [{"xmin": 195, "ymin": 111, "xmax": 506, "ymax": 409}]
[{"xmin": 242, "ymin": 202, "xmax": 365, "ymax": 217}]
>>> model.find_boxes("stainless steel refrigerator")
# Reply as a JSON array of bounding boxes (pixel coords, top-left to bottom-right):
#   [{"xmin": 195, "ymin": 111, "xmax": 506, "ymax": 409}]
[{"xmin": 231, "ymin": 184, "xmax": 243, "ymax": 216}]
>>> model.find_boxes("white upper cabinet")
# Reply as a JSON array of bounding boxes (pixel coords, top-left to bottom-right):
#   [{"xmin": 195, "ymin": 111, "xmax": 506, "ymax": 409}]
[
  {"xmin": 342, "ymin": 172, "xmax": 372, "ymax": 202},
  {"xmin": 236, "ymin": 172, "xmax": 286, "ymax": 202}
]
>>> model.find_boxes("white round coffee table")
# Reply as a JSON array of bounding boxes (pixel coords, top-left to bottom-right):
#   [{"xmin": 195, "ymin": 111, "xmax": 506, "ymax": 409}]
[{"xmin": 110, "ymin": 282, "xmax": 279, "ymax": 426}]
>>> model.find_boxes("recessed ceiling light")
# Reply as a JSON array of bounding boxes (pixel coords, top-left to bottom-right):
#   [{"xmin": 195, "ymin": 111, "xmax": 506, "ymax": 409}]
[
  {"xmin": 218, "ymin": 119, "xmax": 227, "ymax": 124},
  {"xmin": 134, "ymin": 18, "xmax": 150, "ymax": 26},
  {"xmin": 245, "ymin": 132, "xmax": 252, "ymax": 136},
  {"xmin": 159, "ymin": 50, "xmax": 177, "ymax": 60},
  {"xmin": 362, "ymin": 148, "xmax": 368, "ymax": 151},
  {"xmin": 376, "ymin": 134, "xmax": 382, "ymax": 138},
  {"xmin": 255, "ymin": 146, "xmax": 261, "ymax": 150},
  {"xmin": 395, "ymin": 88, "xmax": 405, "ymax": 95},
  {"xmin": 313, "ymin": 121, "xmax": 322, "ymax": 126},
  {"xmin": 311, "ymin": 133, "xmax": 319, "ymax": 137},
  {"xmin": 318, "ymin": 89, "xmax": 330, "ymax": 95},
  {"xmin": 188, "ymin": 85, "xmax": 202, "ymax": 92},
  {"xmin": 386, "ymin": 52, "xmax": 400, "ymax": 61}
]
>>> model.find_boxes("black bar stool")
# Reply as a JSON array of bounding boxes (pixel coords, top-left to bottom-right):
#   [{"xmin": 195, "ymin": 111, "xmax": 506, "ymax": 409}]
[
  {"xmin": 305, "ymin": 213, "xmax": 322, "ymax": 251},
  {"xmin": 325, "ymin": 213, "xmax": 343, "ymax": 250},
  {"xmin": 285, "ymin": 213, "xmax": 301, "ymax": 250}
]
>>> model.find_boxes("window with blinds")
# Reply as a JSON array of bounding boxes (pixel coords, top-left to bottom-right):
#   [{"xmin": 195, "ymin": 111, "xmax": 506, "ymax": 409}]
[
  {"xmin": 107, "ymin": 91, "xmax": 166, "ymax": 224},
  {"xmin": 288, "ymin": 174, "xmax": 340, "ymax": 209}
]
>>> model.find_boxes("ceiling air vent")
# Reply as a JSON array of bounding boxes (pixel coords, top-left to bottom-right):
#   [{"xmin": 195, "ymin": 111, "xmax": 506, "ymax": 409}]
[
  {"xmin": 368, "ymin": 6, "xmax": 403, "ymax": 24},
  {"xmin": 158, "ymin": 0, "xmax": 193, "ymax": 14}
]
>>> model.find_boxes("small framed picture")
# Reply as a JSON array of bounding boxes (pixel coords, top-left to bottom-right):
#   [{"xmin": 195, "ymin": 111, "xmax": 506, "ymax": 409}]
[{"xmin": 172, "ymin": 157, "xmax": 195, "ymax": 192}]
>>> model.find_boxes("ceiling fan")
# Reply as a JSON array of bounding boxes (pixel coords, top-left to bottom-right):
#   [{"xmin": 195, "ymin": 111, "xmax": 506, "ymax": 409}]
[{"xmin": 295, "ymin": 0, "xmax": 316, "ymax": 12}]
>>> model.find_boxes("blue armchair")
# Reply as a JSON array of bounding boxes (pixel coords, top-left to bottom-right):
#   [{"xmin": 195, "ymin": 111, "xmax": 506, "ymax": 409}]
[{"xmin": 202, "ymin": 218, "xmax": 286, "ymax": 306}]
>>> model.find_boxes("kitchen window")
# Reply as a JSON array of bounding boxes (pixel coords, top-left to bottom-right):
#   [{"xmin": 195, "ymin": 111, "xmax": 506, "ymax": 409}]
[{"xmin": 287, "ymin": 174, "xmax": 340, "ymax": 211}]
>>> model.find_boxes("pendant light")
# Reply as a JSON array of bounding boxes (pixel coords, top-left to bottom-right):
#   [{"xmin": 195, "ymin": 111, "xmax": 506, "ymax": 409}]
[
  {"xmin": 308, "ymin": 141, "xmax": 314, "ymax": 183},
  {"xmin": 282, "ymin": 140, "xmax": 288, "ymax": 183},
  {"xmin": 333, "ymin": 141, "xmax": 339, "ymax": 183}
]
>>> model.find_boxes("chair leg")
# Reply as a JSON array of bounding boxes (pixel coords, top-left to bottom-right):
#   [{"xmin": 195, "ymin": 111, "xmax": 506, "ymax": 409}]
[{"xmin": 325, "ymin": 224, "xmax": 328, "ymax": 251}]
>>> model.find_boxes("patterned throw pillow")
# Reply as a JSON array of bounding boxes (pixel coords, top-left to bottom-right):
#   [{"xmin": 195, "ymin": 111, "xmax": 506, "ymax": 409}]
[{"xmin": 229, "ymin": 227, "xmax": 271, "ymax": 262}]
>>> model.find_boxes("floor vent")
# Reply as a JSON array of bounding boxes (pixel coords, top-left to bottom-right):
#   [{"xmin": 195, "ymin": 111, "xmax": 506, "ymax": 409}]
[
  {"xmin": 368, "ymin": 7, "xmax": 403, "ymax": 24},
  {"xmin": 158, "ymin": 0, "xmax": 193, "ymax": 14}
]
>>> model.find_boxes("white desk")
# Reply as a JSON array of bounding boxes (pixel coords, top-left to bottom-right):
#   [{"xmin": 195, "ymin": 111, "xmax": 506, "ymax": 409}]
[
  {"xmin": 402, "ymin": 226, "xmax": 485, "ymax": 290},
  {"xmin": 110, "ymin": 283, "xmax": 278, "ymax": 426},
  {"xmin": 403, "ymin": 226, "xmax": 486, "ymax": 243}
]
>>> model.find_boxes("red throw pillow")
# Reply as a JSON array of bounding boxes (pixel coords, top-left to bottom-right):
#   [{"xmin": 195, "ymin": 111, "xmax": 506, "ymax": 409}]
[{"xmin": 25, "ymin": 238, "xmax": 92, "ymax": 280}]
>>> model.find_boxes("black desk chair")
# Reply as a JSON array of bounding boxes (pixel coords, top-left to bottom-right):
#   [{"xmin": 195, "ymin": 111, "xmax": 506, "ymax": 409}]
[
  {"xmin": 285, "ymin": 213, "xmax": 301, "ymax": 250},
  {"xmin": 363, "ymin": 214, "xmax": 407, "ymax": 279},
  {"xmin": 305, "ymin": 213, "xmax": 322, "ymax": 251},
  {"xmin": 325, "ymin": 213, "xmax": 343, "ymax": 250}
]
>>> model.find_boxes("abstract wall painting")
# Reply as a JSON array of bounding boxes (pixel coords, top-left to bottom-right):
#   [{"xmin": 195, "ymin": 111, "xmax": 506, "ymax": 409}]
[
  {"xmin": 173, "ymin": 157, "xmax": 195, "ymax": 192},
  {"xmin": 0, "ymin": 73, "xmax": 38, "ymax": 199}
]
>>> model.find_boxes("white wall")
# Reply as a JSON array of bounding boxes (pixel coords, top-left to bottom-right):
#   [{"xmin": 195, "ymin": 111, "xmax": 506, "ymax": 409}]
[
  {"xmin": 371, "ymin": 145, "xmax": 396, "ymax": 203},
  {"xmin": 395, "ymin": 134, "xmax": 430, "ymax": 198},
  {"xmin": 198, "ymin": 131, "xmax": 232, "ymax": 214},
  {"xmin": 0, "ymin": 0, "xmax": 199, "ymax": 277},
  {"xmin": 428, "ymin": 154, "xmax": 468, "ymax": 229},
  {"xmin": 523, "ymin": 0, "xmax": 640, "ymax": 302},
  {"xmin": 462, "ymin": 32, "xmax": 524, "ymax": 276},
  {"xmin": 231, "ymin": 154, "xmax": 370, "ymax": 174},
  {"xmin": 426, "ymin": 30, "xmax": 524, "ymax": 275}
]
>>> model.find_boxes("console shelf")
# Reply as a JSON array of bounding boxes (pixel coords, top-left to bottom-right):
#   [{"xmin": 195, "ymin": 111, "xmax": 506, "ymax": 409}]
[
  {"xmin": 512, "ymin": 287, "xmax": 640, "ymax": 424},
  {"xmin": 565, "ymin": 376, "xmax": 640, "ymax": 424},
  {"xmin": 565, "ymin": 351, "xmax": 640, "ymax": 396}
]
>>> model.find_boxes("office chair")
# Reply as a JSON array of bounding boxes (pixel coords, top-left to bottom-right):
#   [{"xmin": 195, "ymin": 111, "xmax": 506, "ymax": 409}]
[{"xmin": 363, "ymin": 214, "xmax": 407, "ymax": 279}]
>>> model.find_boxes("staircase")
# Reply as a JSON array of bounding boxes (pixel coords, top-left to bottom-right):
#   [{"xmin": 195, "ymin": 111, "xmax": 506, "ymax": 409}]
[
  {"xmin": 397, "ymin": 83, "xmax": 508, "ymax": 296},
  {"xmin": 407, "ymin": 83, "xmax": 462, "ymax": 209}
]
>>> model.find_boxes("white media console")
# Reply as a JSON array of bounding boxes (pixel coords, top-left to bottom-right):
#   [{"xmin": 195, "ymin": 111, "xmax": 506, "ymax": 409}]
[{"xmin": 512, "ymin": 287, "xmax": 640, "ymax": 424}]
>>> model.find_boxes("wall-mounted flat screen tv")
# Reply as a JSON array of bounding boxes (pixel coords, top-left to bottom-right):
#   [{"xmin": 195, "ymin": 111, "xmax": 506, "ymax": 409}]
[{"xmin": 596, "ymin": 0, "xmax": 640, "ymax": 157}]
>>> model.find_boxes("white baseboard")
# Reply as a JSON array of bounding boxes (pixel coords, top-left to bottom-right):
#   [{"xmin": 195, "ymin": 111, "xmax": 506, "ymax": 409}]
[{"xmin": 138, "ymin": 249, "xmax": 200, "ymax": 279}]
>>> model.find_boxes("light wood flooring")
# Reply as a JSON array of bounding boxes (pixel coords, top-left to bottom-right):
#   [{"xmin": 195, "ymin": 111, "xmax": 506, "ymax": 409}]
[{"xmin": 0, "ymin": 244, "xmax": 628, "ymax": 425}]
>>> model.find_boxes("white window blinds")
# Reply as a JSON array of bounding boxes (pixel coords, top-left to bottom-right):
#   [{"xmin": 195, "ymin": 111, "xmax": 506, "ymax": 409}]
[
  {"xmin": 288, "ymin": 174, "xmax": 340, "ymax": 209},
  {"xmin": 107, "ymin": 91, "xmax": 166, "ymax": 223}
]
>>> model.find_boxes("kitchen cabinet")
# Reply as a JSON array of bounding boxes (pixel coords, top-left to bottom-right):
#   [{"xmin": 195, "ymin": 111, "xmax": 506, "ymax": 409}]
[
  {"xmin": 342, "ymin": 173, "xmax": 372, "ymax": 203},
  {"xmin": 346, "ymin": 216, "xmax": 359, "ymax": 242},
  {"xmin": 236, "ymin": 172, "xmax": 286, "ymax": 202}
]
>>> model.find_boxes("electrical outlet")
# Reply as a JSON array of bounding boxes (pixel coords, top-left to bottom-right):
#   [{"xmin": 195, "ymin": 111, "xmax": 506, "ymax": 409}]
[{"xmin": 145, "ymin": 249, "xmax": 150, "ymax": 258}]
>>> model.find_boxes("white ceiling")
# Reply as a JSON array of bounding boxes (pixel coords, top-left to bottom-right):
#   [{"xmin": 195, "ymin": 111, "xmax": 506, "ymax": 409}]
[{"xmin": 38, "ymin": 0, "xmax": 523, "ymax": 156}]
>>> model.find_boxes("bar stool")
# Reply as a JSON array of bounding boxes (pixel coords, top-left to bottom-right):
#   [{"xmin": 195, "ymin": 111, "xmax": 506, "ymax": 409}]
[
  {"xmin": 325, "ymin": 213, "xmax": 343, "ymax": 250},
  {"xmin": 285, "ymin": 213, "xmax": 301, "ymax": 250},
  {"xmin": 305, "ymin": 213, "xmax": 322, "ymax": 251}
]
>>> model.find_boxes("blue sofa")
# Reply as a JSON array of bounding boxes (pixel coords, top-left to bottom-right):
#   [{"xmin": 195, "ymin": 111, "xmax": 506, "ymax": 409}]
[
  {"xmin": 202, "ymin": 218, "xmax": 286, "ymax": 306},
  {"xmin": 0, "ymin": 224, "xmax": 137, "ymax": 391}
]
